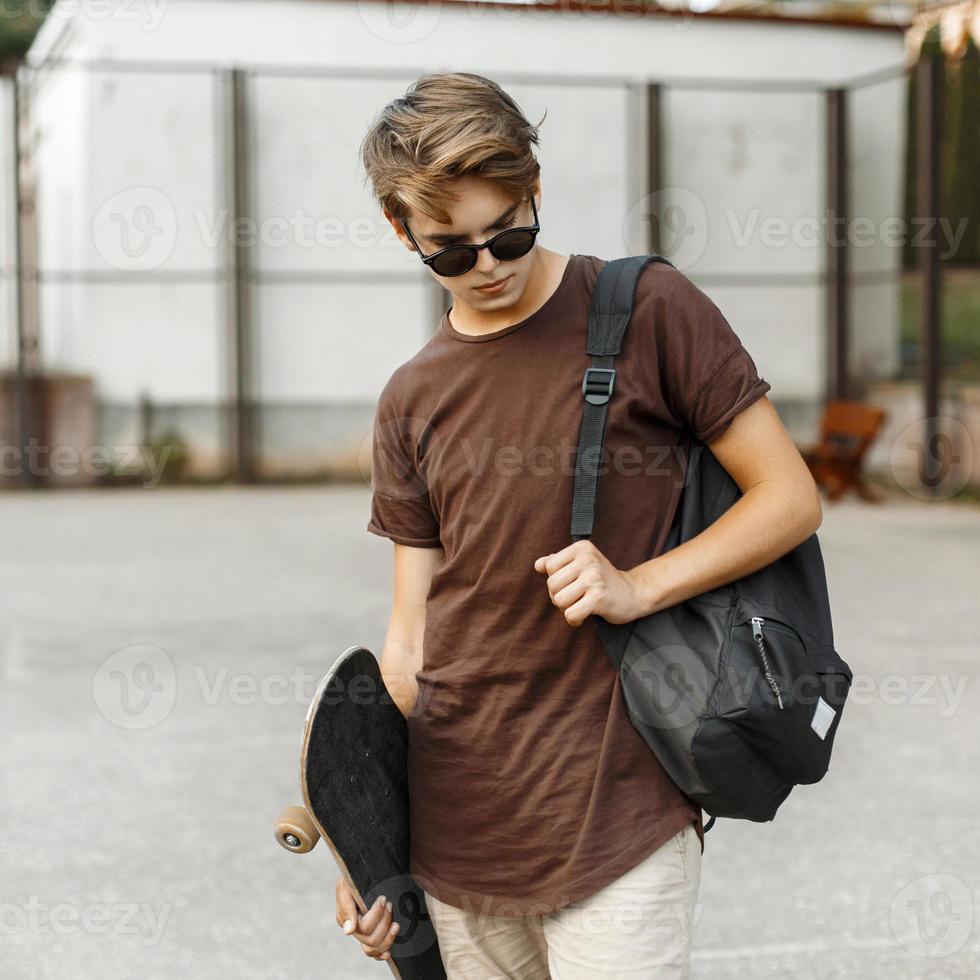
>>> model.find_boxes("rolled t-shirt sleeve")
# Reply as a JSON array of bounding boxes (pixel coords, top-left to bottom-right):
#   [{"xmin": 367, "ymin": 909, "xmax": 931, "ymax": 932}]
[
  {"xmin": 366, "ymin": 378, "xmax": 442, "ymax": 548},
  {"xmin": 649, "ymin": 267, "xmax": 771, "ymax": 444}
]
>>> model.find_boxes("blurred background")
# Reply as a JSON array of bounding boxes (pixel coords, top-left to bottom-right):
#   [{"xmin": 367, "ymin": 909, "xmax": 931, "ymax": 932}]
[{"xmin": 1, "ymin": 1, "xmax": 978, "ymax": 978}]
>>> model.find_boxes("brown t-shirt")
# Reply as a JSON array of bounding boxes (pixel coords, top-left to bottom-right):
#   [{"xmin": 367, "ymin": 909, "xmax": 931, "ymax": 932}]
[{"xmin": 366, "ymin": 253, "xmax": 771, "ymax": 917}]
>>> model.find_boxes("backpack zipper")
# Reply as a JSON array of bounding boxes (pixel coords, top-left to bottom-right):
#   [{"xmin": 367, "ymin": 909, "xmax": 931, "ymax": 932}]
[{"xmin": 750, "ymin": 617, "xmax": 785, "ymax": 709}]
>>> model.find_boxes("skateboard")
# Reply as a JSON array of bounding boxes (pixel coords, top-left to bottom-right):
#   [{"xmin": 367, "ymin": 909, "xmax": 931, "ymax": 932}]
[{"xmin": 274, "ymin": 645, "xmax": 446, "ymax": 980}]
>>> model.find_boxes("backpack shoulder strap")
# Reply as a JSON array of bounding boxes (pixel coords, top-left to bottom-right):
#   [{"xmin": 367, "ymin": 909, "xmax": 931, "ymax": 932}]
[{"xmin": 570, "ymin": 254, "xmax": 674, "ymax": 542}]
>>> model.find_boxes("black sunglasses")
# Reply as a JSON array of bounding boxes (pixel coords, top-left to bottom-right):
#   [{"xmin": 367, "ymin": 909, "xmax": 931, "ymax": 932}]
[{"xmin": 401, "ymin": 197, "xmax": 540, "ymax": 278}]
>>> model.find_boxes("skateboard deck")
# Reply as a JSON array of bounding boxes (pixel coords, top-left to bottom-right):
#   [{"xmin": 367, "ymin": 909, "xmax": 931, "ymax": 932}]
[{"xmin": 275, "ymin": 645, "xmax": 446, "ymax": 980}]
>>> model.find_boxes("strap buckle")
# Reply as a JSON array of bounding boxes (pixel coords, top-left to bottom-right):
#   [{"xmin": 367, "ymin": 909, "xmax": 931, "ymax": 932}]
[{"xmin": 582, "ymin": 367, "xmax": 616, "ymax": 405}]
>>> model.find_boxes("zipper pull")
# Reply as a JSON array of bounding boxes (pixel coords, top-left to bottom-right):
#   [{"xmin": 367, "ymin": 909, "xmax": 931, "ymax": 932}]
[{"xmin": 750, "ymin": 616, "xmax": 785, "ymax": 709}]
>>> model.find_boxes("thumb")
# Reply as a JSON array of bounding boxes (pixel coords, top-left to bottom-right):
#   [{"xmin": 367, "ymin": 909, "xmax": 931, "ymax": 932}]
[{"xmin": 337, "ymin": 883, "xmax": 359, "ymax": 934}]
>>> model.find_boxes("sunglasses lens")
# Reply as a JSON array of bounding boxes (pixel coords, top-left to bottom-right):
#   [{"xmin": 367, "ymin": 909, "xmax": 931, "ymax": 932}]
[
  {"xmin": 490, "ymin": 230, "xmax": 537, "ymax": 262},
  {"xmin": 431, "ymin": 247, "xmax": 477, "ymax": 278}
]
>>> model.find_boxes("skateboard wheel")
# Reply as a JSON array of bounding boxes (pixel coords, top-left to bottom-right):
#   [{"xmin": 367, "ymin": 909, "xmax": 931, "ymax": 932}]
[{"xmin": 275, "ymin": 805, "xmax": 320, "ymax": 854}]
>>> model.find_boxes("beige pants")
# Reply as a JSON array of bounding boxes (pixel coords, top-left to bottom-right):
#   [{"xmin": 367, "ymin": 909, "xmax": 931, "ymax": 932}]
[{"xmin": 423, "ymin": 822, "xmax": 701, "ymax": 980}]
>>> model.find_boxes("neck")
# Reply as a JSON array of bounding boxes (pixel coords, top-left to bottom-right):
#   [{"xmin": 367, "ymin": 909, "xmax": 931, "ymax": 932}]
[{"xmin": 446, "ymin": 247, "xmax": 569, "ymax": 338}]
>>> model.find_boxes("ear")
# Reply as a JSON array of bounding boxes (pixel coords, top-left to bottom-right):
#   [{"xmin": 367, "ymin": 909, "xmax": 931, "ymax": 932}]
[{"xmin": 383, "ymin": 208, "xmax": 417, "ymax": 253}]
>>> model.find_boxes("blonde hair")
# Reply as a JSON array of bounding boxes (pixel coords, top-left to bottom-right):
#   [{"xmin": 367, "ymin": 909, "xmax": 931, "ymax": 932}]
[{"xmin": 359, "ymin": 72, "xmax": 545, "ymax": 226}]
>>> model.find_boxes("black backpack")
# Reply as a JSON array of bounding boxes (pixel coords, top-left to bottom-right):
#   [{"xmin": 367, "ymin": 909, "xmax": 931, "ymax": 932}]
[{"xmin": 573, "ymin": 255, "xmax": 853, "ymax": 830}]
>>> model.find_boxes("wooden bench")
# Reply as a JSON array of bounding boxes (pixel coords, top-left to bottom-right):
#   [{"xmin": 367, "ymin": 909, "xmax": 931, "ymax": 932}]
[{"xmin": 800, "ymin": 401, "xmax": 887, "ymax": 502}]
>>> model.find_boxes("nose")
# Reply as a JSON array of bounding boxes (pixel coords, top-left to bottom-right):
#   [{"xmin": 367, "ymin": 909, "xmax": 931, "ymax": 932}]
[{"xmin": 474, "ymin": 246, "xmax": 499, "ymax": 277}]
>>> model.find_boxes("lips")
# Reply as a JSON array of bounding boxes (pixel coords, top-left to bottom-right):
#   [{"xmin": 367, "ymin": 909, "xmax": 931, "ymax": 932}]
[{"xmin": 476, "ymin": 275, "xmax": 510, "ymax": 291}]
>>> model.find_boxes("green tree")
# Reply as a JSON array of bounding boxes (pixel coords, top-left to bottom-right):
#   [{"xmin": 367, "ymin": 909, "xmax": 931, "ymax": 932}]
[
  {"xmin": 903, "ymin": 25, "xmax": 980, "ymax": 268},
  {"xmin": 0, "ymin": 0, "xmax": 54, "ymax": 71},
  {"xmin": 947, "ymin": 35, "xmax": 980, "ymax": 264}
]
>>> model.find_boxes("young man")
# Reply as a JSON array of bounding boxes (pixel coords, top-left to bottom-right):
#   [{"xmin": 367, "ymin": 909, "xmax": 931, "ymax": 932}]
[{"xmin": 338, "ymin": 72, "xmax": 822, "ymax": 978}]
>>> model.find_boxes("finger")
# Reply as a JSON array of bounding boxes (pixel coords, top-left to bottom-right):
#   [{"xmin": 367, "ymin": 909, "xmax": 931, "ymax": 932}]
[
  {"xmin": 535, "ymin": 546, "xmax": 577, "ymax": 575},
  {"xmin": 563, "ymin": 592, "xmax": 596, "ymax": 626},
  {"xmin": 553, "ymin": 577, "xmax": 588, "ymax": 610},
  {"xmin": 360, "ymin": 902, "xmax": 395, "ymax": 947},
  {"xmin": 361, "ymin": 921, "xmax": 398, "ymax": 955},
  {"xmin": 545, "ymin": 563, "xmax": 580, "ymax": 597},
  {"xmin": 376, "ymin": 920, "xmax": 401, "ymax": 955},
  {"xmin": 336, "ymin": 881, "xmax": 359, "ymax": 934},
  {"xmin": 359, "ymin": 919, "xmax": 400, "ymax": 958},
  {"xmin": 353, "ymin": 895, "xmax": 389, "ymax": 938}
]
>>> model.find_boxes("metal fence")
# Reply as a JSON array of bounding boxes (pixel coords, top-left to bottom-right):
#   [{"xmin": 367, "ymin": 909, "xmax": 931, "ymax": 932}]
[{"xmin": 2, "ymin": 53, "xmax": 935, "ymax": 488}]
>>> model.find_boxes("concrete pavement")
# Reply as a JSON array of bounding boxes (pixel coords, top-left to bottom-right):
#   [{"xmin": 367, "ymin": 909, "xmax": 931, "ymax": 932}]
[{"xmin": 1, "ymin": 485, "xmax": 978, "ymax": 979}]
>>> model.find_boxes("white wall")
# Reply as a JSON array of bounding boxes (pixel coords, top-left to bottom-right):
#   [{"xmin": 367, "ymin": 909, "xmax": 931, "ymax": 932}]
[
  {"xmin": 23, "ymin": 0, "xmax": 907, "ymax": 413},
  {"xmin": 848, "ymin": 73, "xmax": 908, "ymax": 382},
  {"xmin": 32, "ymin": 0, "xmax": 906, "ymax": 83},
  {"xmin": 663, "ymin": 87, "xmax": 826, "ymax": 397}
]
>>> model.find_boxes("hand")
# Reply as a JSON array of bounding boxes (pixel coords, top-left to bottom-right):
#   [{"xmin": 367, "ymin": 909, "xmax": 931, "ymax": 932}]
[
  {"xmin": 335, "ymin": 877, "xmax": 400, "ymax": 964},
  {"xmin": 533, "ymin": 540, "xmax": 649, "ymax": 627}
]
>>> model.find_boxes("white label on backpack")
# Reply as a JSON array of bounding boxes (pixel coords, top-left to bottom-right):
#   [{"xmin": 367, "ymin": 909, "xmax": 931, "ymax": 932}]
[{"xmin": 811, "ymin": 697, "xmax": 836, "ymax": 740}]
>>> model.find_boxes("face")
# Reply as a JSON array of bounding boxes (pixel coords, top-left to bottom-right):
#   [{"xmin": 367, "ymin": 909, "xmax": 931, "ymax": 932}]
[{"xmin": 390, "ymin": 175, "xmax": 540, "ymax": 311}]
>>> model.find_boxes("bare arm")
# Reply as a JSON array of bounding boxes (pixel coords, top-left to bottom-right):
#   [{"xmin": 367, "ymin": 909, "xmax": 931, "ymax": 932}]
[
  {"xmin": 632, "ymin": 395, "xmax": 822, "ymax": 615},
  {"xmin": 535, "ymin": 395, "xmax": 823, "ymax": 626},
  {"xmin": 334, "ymin": 541, "xmax": 443, "ymax": 965},
  {"xmin": 379, "ymin": 542, "xmax": 444, "ymax": 720}
]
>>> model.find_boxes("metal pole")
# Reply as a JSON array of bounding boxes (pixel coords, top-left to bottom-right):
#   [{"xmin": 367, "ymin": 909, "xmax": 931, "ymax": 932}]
[
  {"xmin": 645, "ymin": 83, "xmax": 662, "ymax": 255},
  {"xmin": 12, "ymin": 69, "xmax": 37, "ymax": 489},
  {"xmin": 826, "ymin": 87, "xmax": 849, "ymax": 404},
  {"xmin": 228, "ymin": 68, "xmax": 255, "ymax": 483},
  {"xmin": 917, "ymin": 52, "xmax": 943, "ymax": 495}
]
